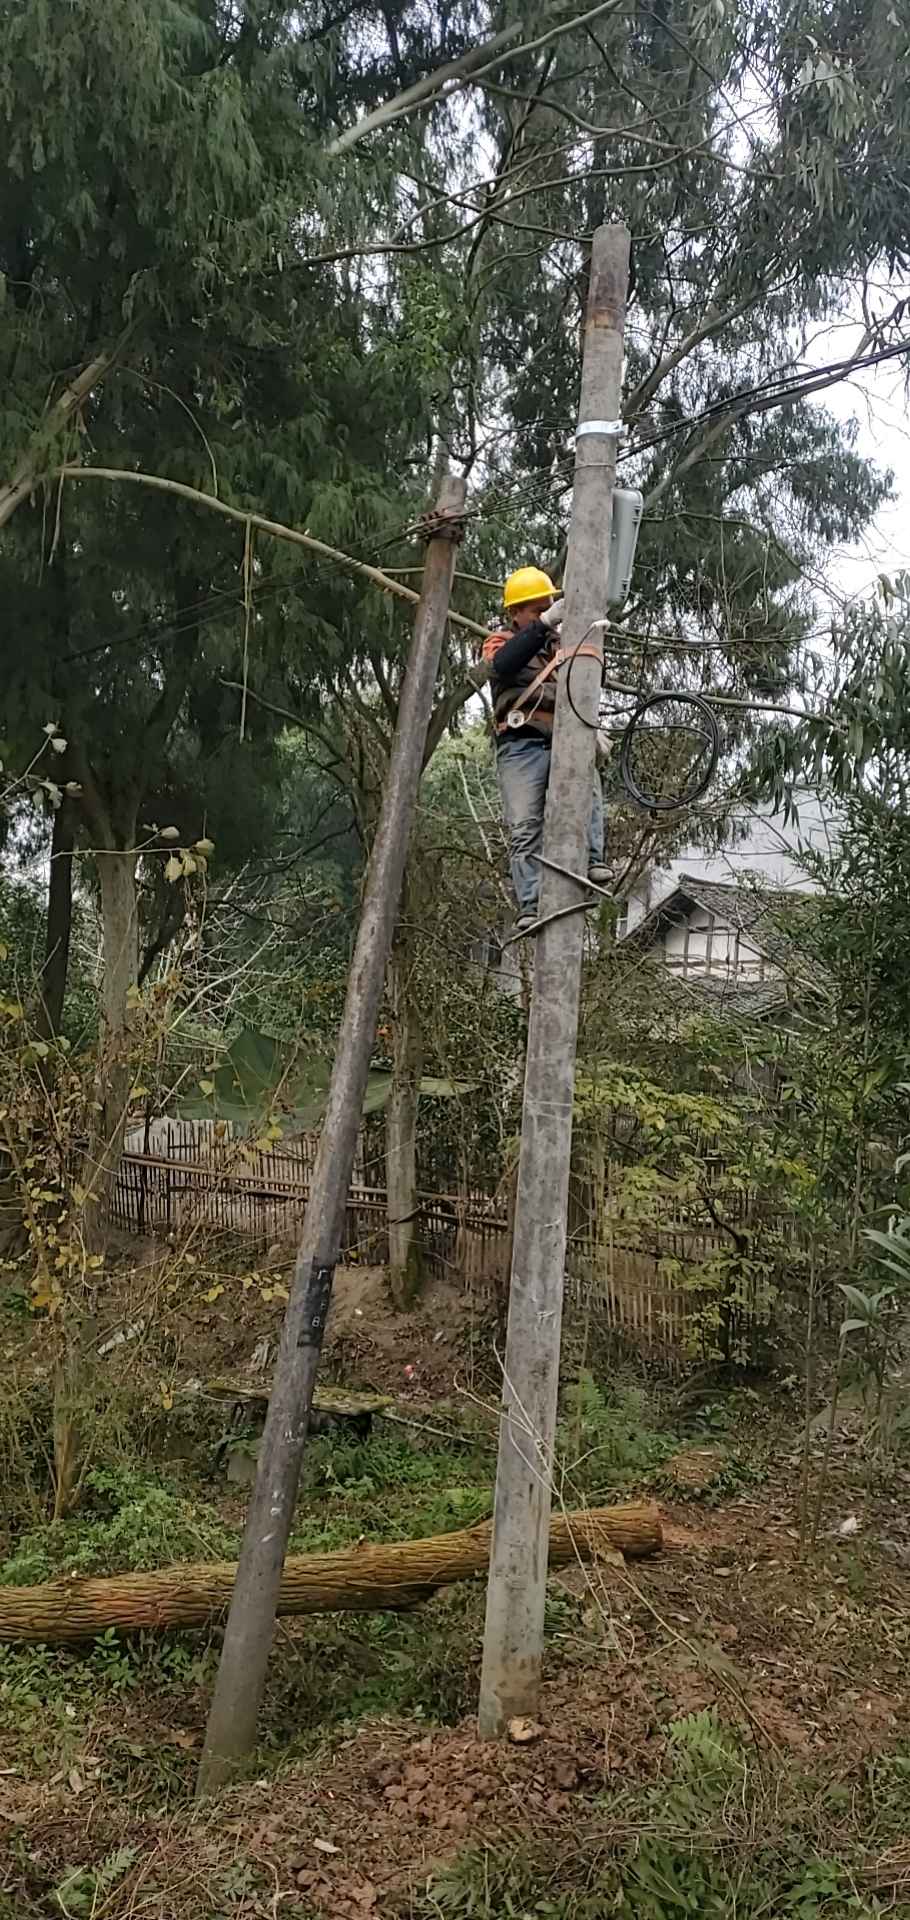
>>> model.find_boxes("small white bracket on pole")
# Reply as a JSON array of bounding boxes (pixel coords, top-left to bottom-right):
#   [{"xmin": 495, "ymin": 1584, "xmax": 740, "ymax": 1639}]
[{"xmin": 575, "ymin": 419, "xmax": 625, "ymax": 439}]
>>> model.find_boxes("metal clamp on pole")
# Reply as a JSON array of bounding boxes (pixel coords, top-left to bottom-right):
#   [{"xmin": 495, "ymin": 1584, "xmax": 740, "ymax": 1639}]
[
  {"xmin": 414, "ymin": 507, "xmax": 465, "ymax": 544},
  {"xmin": 575, "ymin": 419, "xmax": 626, "ymax": 440}
]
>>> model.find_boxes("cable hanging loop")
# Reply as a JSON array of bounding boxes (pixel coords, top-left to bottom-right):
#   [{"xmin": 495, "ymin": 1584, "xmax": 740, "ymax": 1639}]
[{"xmin": 560, "ymin": 626, "xmax": 721, "ymax": 812}]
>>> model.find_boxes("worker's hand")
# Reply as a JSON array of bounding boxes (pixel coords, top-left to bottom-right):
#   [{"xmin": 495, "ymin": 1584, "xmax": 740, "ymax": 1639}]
[{"xmin": 539, "ymin": 597, "xmax": 565, "ymax": 630}]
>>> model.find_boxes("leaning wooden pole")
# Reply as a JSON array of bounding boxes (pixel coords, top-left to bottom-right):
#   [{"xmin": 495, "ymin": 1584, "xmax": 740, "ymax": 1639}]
[
  {"xmin": 197, "ymin": 476, "xmax": 467, "ymax": 1796},
  {"xmin": 0, "ymin": 1503, "xmax": 661, "ymax": 1646}
]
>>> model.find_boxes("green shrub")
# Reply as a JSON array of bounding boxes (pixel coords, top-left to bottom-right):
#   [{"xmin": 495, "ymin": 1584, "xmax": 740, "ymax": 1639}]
[
  {"xmin": 0, "ymin": 1464, "xmax": 238, "ymax": 1584},
  {"xmin": 556, "ymin": 1372, "xmax": 672, "ymax": 1495}
]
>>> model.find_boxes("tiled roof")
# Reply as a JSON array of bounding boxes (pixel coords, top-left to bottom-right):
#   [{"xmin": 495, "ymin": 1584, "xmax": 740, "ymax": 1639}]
[
  {"xmin": 665, "ymin": 972, "xmax": 791, "ymax": 1020},
  {"xmin": 620, "ymin": 873, "xmax": 827, "ymax": 999}
]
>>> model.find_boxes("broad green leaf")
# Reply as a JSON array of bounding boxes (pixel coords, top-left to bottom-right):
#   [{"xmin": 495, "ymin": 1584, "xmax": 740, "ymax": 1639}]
[
  {"xmin": 838, "ymin": 1282, "xmax": 873, "ymax": 1312},
  {"xmin": 178, "ymin": 1033, "xmax": 478, "ymax": 1133}
]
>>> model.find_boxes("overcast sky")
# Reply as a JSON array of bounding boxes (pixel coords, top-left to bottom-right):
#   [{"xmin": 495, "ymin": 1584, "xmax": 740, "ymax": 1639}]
[{"xmin": 807, "ymin": 311, "xmax": 910, "ymax": 604}]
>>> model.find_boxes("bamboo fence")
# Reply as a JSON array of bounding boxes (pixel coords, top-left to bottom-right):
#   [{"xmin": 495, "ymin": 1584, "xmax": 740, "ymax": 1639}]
[{"xmin": 110, "ymin": 1120, "xmax": 780, "ymax": 1361}]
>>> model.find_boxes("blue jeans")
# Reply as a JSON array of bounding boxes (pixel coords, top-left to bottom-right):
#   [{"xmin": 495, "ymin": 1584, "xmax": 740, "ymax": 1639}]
[{"xmin": 496, "ymin": 735, "xmax": 604, "ymax": 915}]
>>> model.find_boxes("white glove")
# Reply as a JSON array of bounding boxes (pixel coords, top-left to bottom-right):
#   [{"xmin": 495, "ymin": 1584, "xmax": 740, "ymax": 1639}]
[{"xmin": 539, "ymin": 597, "xmax": 565, "ymax": 630}]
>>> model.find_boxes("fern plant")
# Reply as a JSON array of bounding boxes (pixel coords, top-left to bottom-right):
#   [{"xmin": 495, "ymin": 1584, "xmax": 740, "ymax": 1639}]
[
  {"xmin": 53, "ymin": 1847, "xmax": 137, "ymax": 1918},
  {"xmin": 420, "ymin": 1714, "xmax": 884, "ymax": 1920},
  {"xmin": 556, "ymin": 1371, "xmax": 670, "ymax": 1494}
]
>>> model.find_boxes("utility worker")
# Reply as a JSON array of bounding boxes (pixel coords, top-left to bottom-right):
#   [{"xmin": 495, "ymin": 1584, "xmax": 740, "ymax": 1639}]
[{"xmin": 483, "ymin": 566, "xmax": 608, "ymax": 932}]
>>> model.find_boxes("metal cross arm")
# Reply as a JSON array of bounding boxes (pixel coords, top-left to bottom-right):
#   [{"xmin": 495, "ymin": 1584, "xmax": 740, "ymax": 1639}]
[{"xmin": 501, "ymin": 857, "xmax": 613, "ymax": 945}]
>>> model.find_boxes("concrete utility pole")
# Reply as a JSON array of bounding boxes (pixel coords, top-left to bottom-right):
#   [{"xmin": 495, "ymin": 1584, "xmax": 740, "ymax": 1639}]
[
  {"xmin": 478, "ymin": 223, "xmax": 630, "ymax": 1738},
  {"xmin": 197, "ymin": 474, "xmax": 466, "ymax": 1795}
]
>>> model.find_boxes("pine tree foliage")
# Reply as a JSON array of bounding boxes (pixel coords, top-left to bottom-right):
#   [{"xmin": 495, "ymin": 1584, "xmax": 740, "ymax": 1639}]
[
  {"xmin": 2, "ymin": 0, "xmax": 910, "ymax": 1050},
  {"xmin": 0, "ymin": 0, "xmax": 448, "ymax": 1017}
]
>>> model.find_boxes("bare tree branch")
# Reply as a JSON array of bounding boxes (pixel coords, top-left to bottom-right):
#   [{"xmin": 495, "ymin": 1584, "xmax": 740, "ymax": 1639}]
[
  {"xmin": 479, "ymin": 80, "xmax": 780, "ymax": 181},
  {"xmin": 326, "ymin": 0, "xmax": 627, "ymax": 157},
  {"xmin": 367, "ymin": 646, "xmax": 399, "ymax": 721},
  {"xmin": 327, "ymin": 18, "xmax": 534, "ymax": 156},
  {"xmin": 49, "ymin": 463, "xmax": 488, "ymax": 639},
  {"xmin": 642, "ymin": 340, "xmax": 902, "ymax": 511},
  {"xmin": 219, "ymin": 680, "xmax": 355, "ymax": 786},
  {"xmin": 0, "ymin": 320, "xmax": 139, "ymax": 528},
  {"xmin": 625, "ymin": 284, "xmax": 790, "ymax": 425}
]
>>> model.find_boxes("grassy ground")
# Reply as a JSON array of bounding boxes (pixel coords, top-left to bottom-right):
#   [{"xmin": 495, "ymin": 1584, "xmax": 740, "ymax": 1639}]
[{"xmin": 3, "ymin": 1266, "xmax": 910, "ymax": 1917}]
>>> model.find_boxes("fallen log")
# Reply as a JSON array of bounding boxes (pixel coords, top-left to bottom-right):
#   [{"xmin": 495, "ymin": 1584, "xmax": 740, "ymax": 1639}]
[
  {"xmin": 202, "ymin": 1379, "xmax": 395, "ymax": 1418},
  {"xmin": 204, "ymin": 1378, "xmax": 395, "ymax": 1450},
  {"xmin": 0, "ymin": 1502, "xmax": 660, "ymax": 1646}
]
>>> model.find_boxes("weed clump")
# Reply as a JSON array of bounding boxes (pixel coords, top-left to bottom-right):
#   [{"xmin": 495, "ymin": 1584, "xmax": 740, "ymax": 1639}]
[{"xmin": 0, "ymin": 1463, "xmax": 238, "ymax": 1584}]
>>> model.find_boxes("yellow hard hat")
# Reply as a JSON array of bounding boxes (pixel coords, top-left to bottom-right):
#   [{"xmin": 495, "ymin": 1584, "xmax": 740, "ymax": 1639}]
[{"xmin": 503, "ymin": 565, "xmax": 556, "ymax": 610}]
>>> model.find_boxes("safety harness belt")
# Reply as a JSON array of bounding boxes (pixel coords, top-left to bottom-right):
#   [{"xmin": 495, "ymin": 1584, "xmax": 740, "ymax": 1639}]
[{"xmin": 498, "ymin": 643, "xmax": 603, "ymax": 734}]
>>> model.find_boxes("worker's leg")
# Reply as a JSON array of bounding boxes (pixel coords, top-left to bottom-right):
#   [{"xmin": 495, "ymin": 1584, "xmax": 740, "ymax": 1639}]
[{"xmin": 496, "ymin": 736, "xmax": 551, "ymax": 914}]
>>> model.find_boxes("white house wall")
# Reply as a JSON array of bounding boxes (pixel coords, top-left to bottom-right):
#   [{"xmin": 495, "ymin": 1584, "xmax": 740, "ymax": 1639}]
[
  {"xmin": 660, "ymin": 908, "xmax": 773, "ymax": 979},
  {"xmin": 623, "ymin": 787, "xmax": 839, "ymax": 933}
]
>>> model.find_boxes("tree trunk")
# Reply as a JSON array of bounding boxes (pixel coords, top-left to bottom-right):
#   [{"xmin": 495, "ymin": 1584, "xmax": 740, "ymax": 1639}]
[
  {"xmin": 35, "ymin": 799, "xmax": 75, "ymax": 1040},
  {"xmin": 0, "ymin": 1501, "xmax": 662, "ymax": 1644},
  {"xmin": 385, "ymin": 937, "xmax": 424, "ymax": 1306},
  {"xmin": 90, "ymin": 842, "xmax": 139, "ymax": 1218},
  {"xmin": 52, "ymin": 1346, "xmax": 81, "ymax": 1523}
]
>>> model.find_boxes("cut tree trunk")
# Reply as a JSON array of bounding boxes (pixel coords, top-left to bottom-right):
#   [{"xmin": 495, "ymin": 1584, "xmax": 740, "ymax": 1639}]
[
  {"xmin": 0, "ymin": 1501, "xmax": 661, "ymax": 1644},
  {"xmin": 385, "ymin": 936, "xmax": 423, "ymax": 1306}
]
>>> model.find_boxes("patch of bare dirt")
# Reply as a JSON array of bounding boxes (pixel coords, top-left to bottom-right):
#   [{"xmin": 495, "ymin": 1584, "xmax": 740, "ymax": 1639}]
[
  {"xmin": 7, "ymin": 1251, "xmax": 484, "ymax": 1422},
  {"xmin": 155, "ymin": 1260, "xmax": 482, "ymax": 1407},
  {"xmin": 321, "ymin": 1266, "xmax": 479, "ymax": 1403},
  {"xmin": 7, "ymin": 1700, "xmax": 645, "ymax": 1920},
  {"xmin": 8, "ymin": 1497, "xmax": 910, "ymax": 1919}
]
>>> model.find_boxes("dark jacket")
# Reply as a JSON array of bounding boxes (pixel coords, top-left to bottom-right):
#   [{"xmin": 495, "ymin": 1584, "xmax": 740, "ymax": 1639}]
[{"xmin": 482, "ymin": 620, "xmax": 556, "ymax": 742}]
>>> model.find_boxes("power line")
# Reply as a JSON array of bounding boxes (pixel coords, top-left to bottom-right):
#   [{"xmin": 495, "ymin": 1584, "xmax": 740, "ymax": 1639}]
[
  {"xmin": 619, "ymin": 336, "xmax": 910, "ymax": 463},
  {"xmin": 61, "ymin": 567, "xmax": 310, "ymax": 664},
  {"xmin": 60, "ymin": 520, "xmax": 449, "ymax": 669},
  {"xmin": 460, "ymin": 335, "xmax": 910, "ymax": 527}
]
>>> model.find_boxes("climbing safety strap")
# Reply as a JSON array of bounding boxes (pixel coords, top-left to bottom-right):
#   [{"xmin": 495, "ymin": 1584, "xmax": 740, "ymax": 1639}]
[{"xmin": 498, "ymin": 643, "xmax": 603, "ymax": 733}]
